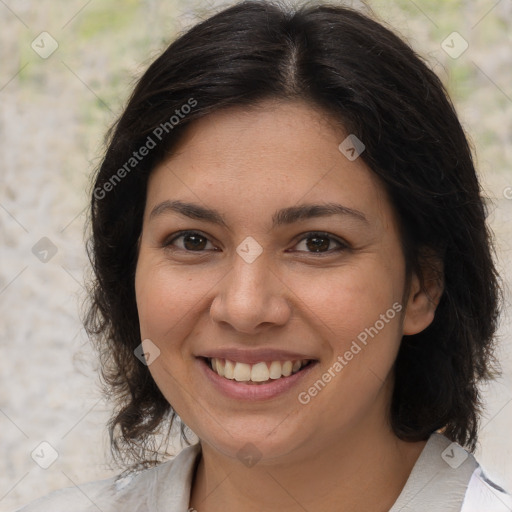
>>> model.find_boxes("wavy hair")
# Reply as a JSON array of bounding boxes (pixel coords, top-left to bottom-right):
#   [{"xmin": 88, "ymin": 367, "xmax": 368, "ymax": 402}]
[{"xmin": 83, "ymin": 0, "xmax": 501, "ymax": 468}]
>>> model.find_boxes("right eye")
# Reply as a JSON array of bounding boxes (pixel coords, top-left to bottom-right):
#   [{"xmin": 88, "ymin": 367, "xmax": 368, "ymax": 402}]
[{"xmin": 163, "ymin": 230, "xmax": 218, "ymax": 252}]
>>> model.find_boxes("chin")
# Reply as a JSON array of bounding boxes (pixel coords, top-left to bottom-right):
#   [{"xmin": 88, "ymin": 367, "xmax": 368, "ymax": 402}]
[{"xmin": 192, "ymin": 414, "xmax": 316, "ymax": 465}]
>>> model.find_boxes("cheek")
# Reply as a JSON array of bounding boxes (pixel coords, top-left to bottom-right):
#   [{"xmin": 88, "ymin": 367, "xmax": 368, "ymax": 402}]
[
  {"xmin": 134, "ymin": 256, "xmax": 204, "ymax": 411},
  {"xmin": 285, "ymin": 258, "xmax": 404, "ymax": 343},
  {"xmin": 287, "ymin": 257, "xmax": 404, "ymax": 411},
  {"xmin": 135, "ymin": 255, "xmax": 210, "ymax": 341},
  {"xmin": 134, "ymin": 254, "xmax": 228, "ymax": 400}
]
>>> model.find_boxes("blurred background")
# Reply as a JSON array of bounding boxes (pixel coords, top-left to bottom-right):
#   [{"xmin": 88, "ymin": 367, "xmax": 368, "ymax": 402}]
[{"xmin": 0, "ymin": 0, "xmax": 511, "ymax": 510}]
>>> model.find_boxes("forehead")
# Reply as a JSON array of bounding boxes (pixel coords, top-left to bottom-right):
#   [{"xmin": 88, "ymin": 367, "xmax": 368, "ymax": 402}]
[{"xmin": 146, "ymin": 100, "xmax": 394, "ymax": 231}]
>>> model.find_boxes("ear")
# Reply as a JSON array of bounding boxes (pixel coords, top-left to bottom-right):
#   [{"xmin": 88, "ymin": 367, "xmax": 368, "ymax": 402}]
[{"xmin": 402, "ymin": 249, "xmax": 444, "ymax": 335}]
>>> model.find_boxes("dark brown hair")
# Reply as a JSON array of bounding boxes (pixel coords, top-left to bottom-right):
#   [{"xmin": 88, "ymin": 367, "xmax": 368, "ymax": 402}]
[{"xmin": 84, "ymin": 0, "xmax": 501, "ymax": 468}]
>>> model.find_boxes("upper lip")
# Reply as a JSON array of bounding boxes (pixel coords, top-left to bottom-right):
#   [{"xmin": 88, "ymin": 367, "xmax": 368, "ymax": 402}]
[{"xmin": 197, "ymin": 348, "xmax": 317, "ymax": 365}]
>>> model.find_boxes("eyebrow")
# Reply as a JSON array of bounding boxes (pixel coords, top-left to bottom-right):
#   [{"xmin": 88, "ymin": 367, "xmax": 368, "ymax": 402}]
[{"xmin": 149, "ymin": 199, "xmax": 368, "ymax": 228}]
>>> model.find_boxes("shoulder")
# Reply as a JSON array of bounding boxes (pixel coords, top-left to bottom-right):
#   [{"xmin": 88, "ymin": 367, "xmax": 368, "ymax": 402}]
[
  {"xmin": 14, "ymin": 443, "xmax": 201, "ymax": 512},
  {"xmin": 389, "ymin": 432, "xmax": 511, "ymax": 512},
  {"xmin": 461, "ymin": 465, "xmax": 512, "ymax": 512}
]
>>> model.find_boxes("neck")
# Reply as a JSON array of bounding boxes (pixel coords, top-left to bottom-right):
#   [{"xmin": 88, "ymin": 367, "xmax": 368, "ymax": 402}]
[{"xmin": 190, "ymin": 421, "xmax": 427, "ymax": 512}]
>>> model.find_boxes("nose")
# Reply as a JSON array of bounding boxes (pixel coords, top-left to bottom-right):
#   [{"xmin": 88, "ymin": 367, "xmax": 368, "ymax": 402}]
[{"xmin": 209, "ymin": 253, "xmax": 292, "ymax": 335}]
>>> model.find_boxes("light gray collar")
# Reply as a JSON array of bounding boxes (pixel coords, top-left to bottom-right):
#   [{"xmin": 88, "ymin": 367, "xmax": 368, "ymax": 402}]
[{"xmin": 389, "ymin": 432, "xmax": 478, "ymax": 511}]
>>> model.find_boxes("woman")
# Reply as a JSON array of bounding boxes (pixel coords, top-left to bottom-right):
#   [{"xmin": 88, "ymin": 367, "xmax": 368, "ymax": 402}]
[{"xmin": 17, "ymin": 1, "xmax": 511, "ymax": 510}]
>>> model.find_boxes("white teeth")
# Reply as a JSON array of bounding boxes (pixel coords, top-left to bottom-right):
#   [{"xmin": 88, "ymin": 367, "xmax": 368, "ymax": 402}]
[
  {"xmin": 209, "ymin": 358, "xmax": 310, "ymax": 383},
  {"xmin": 281, "ymin": 360, "xmax": 293, "ymax": 377},
  {"xmin": 251, "ymin": 362, "xmax": 270, "ymax": 382},
  {"xmin": 233, "ymin": 362, "xmax": 251, "ymax": 381},
  {"xmin": 215, "ymin": 358, "xmax": 225, "ymax": 377},
  {"xmin": 224, "ymin": 359, "xmax": 235, "ymax": 379},
  {"xmin": 269, "ymin": 361, "xmax": 282, "ymax": 379}
]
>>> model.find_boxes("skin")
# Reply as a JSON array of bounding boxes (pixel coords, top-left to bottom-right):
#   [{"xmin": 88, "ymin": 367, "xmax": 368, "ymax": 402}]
[{"xmin": 134, "ymin": 99, "xmax": 443, "ymax": 512}]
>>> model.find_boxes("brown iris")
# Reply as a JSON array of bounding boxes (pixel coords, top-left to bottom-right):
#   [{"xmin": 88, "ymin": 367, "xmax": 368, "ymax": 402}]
[
  {"xmin": 305, "ymin": 235, "xmax": 330, "ymax": 252},
  {"xmin": 183, "ymin": 233, "xmax": 208, "ymax": 251}
]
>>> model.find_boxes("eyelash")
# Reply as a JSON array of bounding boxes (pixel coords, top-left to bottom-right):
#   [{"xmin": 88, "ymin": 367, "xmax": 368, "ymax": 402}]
[{"xmin": 163, "ymin": 230, "xmax": 349, "ymax": 256}]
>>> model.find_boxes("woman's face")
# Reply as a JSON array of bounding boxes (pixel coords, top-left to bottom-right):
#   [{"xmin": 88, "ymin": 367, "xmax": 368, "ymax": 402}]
[{"xmin": 135, "ymin": 100, "xmax": 433, "ymax": 463}]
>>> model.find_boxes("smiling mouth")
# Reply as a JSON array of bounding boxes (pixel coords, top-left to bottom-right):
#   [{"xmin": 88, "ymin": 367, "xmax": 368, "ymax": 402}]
[{"xmin": 204, "ymin": 357, "xmax": 314, "ymax": 384}]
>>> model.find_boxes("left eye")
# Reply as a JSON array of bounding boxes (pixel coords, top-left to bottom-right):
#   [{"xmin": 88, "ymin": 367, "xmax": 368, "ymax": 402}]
[
  {"xmin": 292, "ymin": 232, "xmax": 346, "ymax": 254},
  {"xmin": 165, "ymin": 231, "xmax": 217, "ymax": 252}
]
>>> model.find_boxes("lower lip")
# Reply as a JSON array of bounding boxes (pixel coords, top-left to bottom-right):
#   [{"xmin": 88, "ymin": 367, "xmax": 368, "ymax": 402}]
[{"xmin": 198, "ymin": 358, "xmax": 317, "ymax": 401}]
